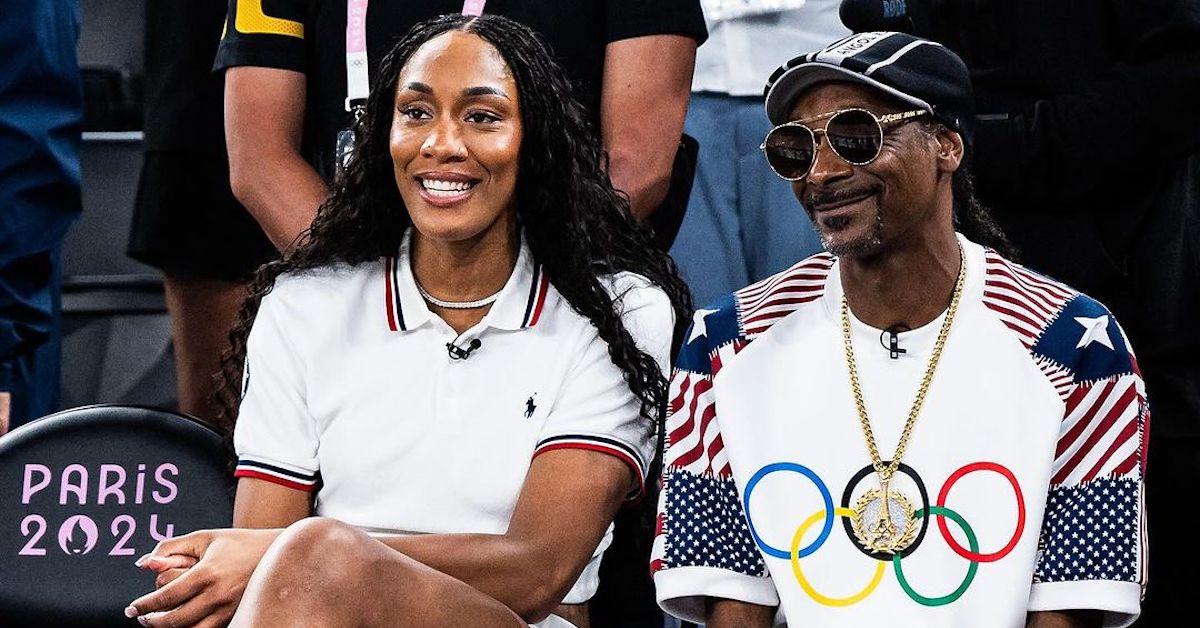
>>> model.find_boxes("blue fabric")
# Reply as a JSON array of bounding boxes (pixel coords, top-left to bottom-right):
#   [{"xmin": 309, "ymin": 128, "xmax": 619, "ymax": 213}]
[
  {"xmin": 0, "ymin": 0, "xmax": 81, "ymax": 423},
  {"xmin": 670, "ymin": 93, "xmax": 823, "ymax": 308},
  {"xmin": 2, "ymin": 250, "xmax": 63, "ymax": 429}
]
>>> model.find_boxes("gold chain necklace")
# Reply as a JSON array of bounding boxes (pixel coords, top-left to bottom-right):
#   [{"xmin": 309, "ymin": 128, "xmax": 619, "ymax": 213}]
[{"xmin": 840, "ymin": 243, "xmax": 966, "ymax": 554}]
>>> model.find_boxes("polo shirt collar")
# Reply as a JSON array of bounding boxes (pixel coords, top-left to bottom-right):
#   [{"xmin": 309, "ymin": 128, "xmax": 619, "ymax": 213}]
[{"xmin": 383, "ymin": 229, "xmax": 551, "ymax": 333}]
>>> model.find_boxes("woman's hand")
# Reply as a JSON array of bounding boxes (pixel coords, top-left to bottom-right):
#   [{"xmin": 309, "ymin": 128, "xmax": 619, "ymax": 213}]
[
  {"xmin": 125, "ymin": 528, "xmax": 282, "ymax": 627},
  {"xmin": 144, "ymin": 553, "xmax": 198, "ymax": 590}
]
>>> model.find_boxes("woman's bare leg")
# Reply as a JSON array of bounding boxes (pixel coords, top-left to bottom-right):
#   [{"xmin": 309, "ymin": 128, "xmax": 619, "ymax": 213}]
[
  {"xmin": 163, "ymin": 275, "xmax": 246, "ymax": 425},
  {"xmin": 229, "ymin": 518, "xmax": 527, "ymax": 628}
]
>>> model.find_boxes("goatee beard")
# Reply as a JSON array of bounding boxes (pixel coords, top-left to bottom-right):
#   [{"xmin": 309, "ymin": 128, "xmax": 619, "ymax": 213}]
[{"xmin": 819, "ymin": 213, "xmax": 884, "ymax": 257}]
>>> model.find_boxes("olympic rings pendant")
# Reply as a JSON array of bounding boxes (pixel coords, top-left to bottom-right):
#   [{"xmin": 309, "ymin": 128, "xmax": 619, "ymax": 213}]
[{"xmin": 851, "ymin": 485, "xmax": 919, "ymax": 554}]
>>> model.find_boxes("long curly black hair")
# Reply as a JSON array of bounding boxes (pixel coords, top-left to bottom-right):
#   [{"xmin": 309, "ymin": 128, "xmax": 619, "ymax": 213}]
[{"xmin": 214, "ymin": 14, "xmax": 692, "ymax": 450}]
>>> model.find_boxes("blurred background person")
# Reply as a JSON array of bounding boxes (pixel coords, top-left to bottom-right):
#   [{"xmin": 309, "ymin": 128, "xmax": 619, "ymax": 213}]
[
  {"xmin": 670, "ymin": 0, "xmax": 848, "ymax": 307},
  {"xmin": 840, "ymin": 0, "xmax": 1200, "ymax": 624},
  {"xmin": 0, "ymin": 0, "xmax": 83, "ymax": 434},
  {"xmin": 125, "ymin": 0, "xmax": 276, "ymax": 427}
]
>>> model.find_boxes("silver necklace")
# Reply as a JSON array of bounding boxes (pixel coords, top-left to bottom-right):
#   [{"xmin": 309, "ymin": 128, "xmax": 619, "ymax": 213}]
[{"xmin": 416, "ymin": 280, "xmax": 502, "ymax": 309}]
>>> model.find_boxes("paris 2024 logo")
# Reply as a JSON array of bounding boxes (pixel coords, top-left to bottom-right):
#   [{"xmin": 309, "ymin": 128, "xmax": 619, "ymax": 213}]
[{"xmin": 17, "ymin": 463, "xmax": 180, "ymax": 557}]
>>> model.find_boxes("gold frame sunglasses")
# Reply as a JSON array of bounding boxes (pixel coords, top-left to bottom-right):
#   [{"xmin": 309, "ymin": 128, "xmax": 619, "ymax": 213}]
[{"xmin": 760, "ymin": 108, "xmax": 928, "ymax": 181}]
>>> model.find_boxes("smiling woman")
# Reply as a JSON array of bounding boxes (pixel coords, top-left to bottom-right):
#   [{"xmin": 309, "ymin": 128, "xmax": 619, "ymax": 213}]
[
  {"xmin": 122, "ymin": 14, "xmax": 691, "ymax": 628},
  {"xmin": 391, "ymin": 31, "xmax": 522, "ymax": 253}
]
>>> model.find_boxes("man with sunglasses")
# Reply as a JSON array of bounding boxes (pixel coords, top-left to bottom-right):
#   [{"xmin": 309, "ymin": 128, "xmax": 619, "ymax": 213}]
[{"xmin": 653, "ymin": 32, "xmax": 1147, "ymax": 628}]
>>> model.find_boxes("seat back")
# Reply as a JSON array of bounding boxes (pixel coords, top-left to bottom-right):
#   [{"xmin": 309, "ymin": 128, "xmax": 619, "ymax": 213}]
[{"xmin": 0, "ymin": 405, "xmax": 234, "ymax": 626}]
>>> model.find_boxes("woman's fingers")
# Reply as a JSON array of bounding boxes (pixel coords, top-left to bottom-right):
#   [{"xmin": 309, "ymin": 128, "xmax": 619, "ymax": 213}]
[
  {"xmin": 127, "ymin": 565, "xmax": 210, "ymax": 616},
  {"xmin": 139, "ymin": 530, "xmax": 214, "ymax": 567},
  {"xmin": 131, "ymin": 594, "xmax": 231, "ymax": 628},
  {"xmin": 144, "ymin": 554, "xmax": 197, "ymax": 573},
  {"xmin": 155, "ymin": 567, "xmax": 192, "ymax": 589}
]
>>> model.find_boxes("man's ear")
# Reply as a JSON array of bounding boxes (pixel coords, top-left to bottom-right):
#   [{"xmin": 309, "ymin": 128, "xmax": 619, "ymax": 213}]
[{"xmin": 934, "ymin": 127, "xmax": 965, "ymax": 174}]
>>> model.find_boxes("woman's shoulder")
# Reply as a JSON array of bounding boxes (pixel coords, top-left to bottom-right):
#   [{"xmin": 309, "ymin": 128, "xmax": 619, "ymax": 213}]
[
  {"xmin": 261, "ymin": 259, "xmax": 385, "ymax": 317},
  {"xmin": 601, "ymin": 271, "xmax": 672, "ymax": 315}
]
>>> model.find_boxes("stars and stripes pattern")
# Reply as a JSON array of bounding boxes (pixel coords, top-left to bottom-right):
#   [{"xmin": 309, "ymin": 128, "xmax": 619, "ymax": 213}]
[
  {"xmin": 1034, "ymin": 479, "xmax": 1141, "ymax": 584},
  {"xmin": 737, "ymin": 253, "xmax": 833, "ymax": 339},
  {"xmin": 665, "ymin": 372, "xmax": 729, "ymax": 477},
  {"xmin": 1041, "ymin": 365, "xmax": 1148, "ymax": 587},
  {"xmin": 653, "ymin": 255, "xmax": 832, "ymax": 576},
  {"xmin": 235, "ymin": 456, "xmax": 320, "ymax": 492},
  {"xmin": 982, "ymin": 250, "xmax": 1075, "ymax": 349},
  {"xmin": 651, "ymin": 471, "xmax": 767, "ymax": 577},
  {"xmin": 1053, "ymin": 373, "xmax": 1146, "ymax": 486},
  {"xmin": 982, "ymin": 250, "xmax": 1146, "ymax": 587},
  {"xmin": 982, "ymin": 251, "xmax": 1077, "ymax": 396}
]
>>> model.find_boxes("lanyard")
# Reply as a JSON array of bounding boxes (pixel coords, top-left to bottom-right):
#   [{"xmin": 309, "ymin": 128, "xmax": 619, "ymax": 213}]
[{"xmin": 344, "ymin": 0, "xmax": 488, "ymax": 113}]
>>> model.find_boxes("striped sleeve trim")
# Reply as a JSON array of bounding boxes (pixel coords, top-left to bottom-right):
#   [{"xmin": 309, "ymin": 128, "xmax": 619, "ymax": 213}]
[
  {"xmin": 533, "ymin": 434, "xmax": 648, "ymax": 499},
  {"xmin": 234, "ymin": 458, "xmax": 319, "ymax": 492}
]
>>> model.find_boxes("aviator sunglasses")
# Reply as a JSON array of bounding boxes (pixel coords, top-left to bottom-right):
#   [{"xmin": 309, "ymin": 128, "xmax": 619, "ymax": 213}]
[{"xmin": 760, "ymin": 108, "xmax": 928, "ymax": 180}]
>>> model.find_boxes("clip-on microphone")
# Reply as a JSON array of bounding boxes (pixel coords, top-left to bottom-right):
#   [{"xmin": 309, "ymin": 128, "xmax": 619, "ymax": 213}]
[
  {"xmin": 880, "ymin": 324, "xmax": 910, "ymax": 359},
  {"xmin": 446, "ymin": 338, "xmax": 482, "ymax": 360}
]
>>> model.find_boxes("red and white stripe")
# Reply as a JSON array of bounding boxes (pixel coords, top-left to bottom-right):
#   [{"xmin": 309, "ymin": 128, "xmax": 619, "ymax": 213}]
[
  {"xmin": 1052, "ymin": 372, "xmax": 1145, "ymax": 486},
  {"xmin": 664, "ymin": 371, "xmax": 731, "ymax": 477},
  {"xmin": 234, "ymin": 457, "xmax": 319, "ymax": 492},
  {"xmin": 663, "ymin": 255, "xmax": 833, "ymax": 477},
  {"xmin": 522, "ymin": 265, "xmax": 550, "ymax": 328},
  {"xmin": 383, "ymin": 256, "xmax": 400, "ymax": 332},
  {"xmin": 1033, "ymin": 355, "xmax": 1077, "ymax": 399},
  {"xmin": 650, "ymin": 511, "xmax": 667, "ymax": 574},
  {"xmin": 737, "ymin": 254, "xmax": 833, "ymax": 338},
  {"xmin": 982, "ymin": 250, "xmax": 1074, "ymax": 347},
  {"xmin": 710, "ymin": 338, "xmax": 748, "ymax": 376}
]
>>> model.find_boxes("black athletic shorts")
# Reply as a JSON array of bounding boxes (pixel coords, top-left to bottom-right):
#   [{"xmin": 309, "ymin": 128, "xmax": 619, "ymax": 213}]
[{"xmin": 127, "ymin": 150, "xmax": 276, "ymax": 282}]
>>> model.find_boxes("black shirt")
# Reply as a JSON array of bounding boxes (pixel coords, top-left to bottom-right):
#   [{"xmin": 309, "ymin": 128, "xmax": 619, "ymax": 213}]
[
  {"xmin": 214, "ymin": 0, "xmax": 706, "ymax": 179},
  {"xmin": 144, "ymin": 0, "xmax": 229, "ymax": 154}
]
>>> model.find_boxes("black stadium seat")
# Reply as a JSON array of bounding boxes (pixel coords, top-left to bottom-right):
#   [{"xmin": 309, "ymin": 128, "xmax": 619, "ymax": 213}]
[{"xmin": 0, "ymin": 406, "xmax": 234, "ymax": 627}]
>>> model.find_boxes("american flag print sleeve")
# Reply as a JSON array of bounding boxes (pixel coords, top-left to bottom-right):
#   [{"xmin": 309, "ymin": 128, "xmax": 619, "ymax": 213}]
[
  {"xmin": 981, "ymin": 251, "xmax": 1148, "ymax": 626},
  {"xmin": 1027, "ymin": 347, "xmax": 1148, "ymax": 625},
  {"xmin": 652, "ymin": 299, "xmax": 780, "ymax": 624}
]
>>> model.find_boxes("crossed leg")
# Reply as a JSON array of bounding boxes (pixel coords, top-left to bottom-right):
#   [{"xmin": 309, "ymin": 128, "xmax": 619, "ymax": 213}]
[{"xmin": 229, "ymin": 519, "xmax": 527, "ymax": 627}]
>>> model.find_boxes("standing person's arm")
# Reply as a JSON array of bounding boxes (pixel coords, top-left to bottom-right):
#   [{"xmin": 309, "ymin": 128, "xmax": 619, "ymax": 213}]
[
  {"xmin": 225, "ymin": 67, "xmax": 328, "ymax": 251},
  {"xmin": 600, "ymin": 0, "xmax": 706, "ymax": 221},
  {"xmin": 215, "ymin": 0, "xmax": 324, "ymax": 251},
  {"xmin": 600, "ymin": 34, "xmax": 696, "ymax": 221}
]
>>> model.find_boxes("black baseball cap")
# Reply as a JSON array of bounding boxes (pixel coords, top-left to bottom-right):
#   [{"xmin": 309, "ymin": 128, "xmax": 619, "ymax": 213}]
[{"xmin": 764, "ymin": 32, "xmax": 975, "ymax": 148}]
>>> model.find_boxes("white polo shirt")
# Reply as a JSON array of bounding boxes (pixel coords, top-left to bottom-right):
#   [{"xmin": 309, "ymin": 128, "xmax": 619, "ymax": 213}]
[
  {"xmin": 233, "ymin": 229, "xmax": 672, "ymax": 605},
  {"xmin": 652, "ymin": 235, "xmax": 1148, "ymax": 627}
]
